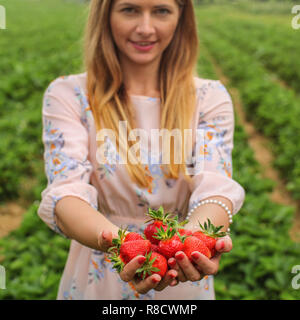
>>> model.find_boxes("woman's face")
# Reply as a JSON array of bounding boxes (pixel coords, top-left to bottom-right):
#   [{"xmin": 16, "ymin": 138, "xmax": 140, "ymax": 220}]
[{"xmin": 110, "ymin": 0, "xmax": 182, "ymax": 66}]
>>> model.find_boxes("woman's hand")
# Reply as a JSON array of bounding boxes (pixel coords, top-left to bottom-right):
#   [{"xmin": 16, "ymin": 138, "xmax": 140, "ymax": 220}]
[
  {"xmin": 97, "ymin": 229, "xmax": 119, "ymax": 253},
  {"xmin": 167, "ymin": 235, "xmax": 232, "ymax": 284},
  {"xmin": 119, "ymin": 255, "xmax": 178, "ymax": 294},
  {"xmin": 98, "ymin": 230, "xmax": 178, "ymax": 294}
]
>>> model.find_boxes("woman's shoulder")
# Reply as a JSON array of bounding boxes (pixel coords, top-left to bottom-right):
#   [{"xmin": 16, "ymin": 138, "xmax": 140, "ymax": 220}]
[
  {"xmin": 45, "ymin": 72, "xmax": 87, "ymax": 96},
  {"xmin": 193, "ymin": 76, "xmax": 232, "ymax": 102},
  {"xmin": 43, "ymin": 72, "xmax": 90, "ymax": 119},
  {"xmin": 193, "ymin": 76, "xmax": 226, "ymax": 90}
]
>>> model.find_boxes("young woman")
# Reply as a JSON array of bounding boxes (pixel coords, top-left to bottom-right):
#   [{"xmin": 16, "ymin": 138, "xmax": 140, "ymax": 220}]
[{"xmin": 38, "ymin": 0, "xmax": 245, "ymax": 299}]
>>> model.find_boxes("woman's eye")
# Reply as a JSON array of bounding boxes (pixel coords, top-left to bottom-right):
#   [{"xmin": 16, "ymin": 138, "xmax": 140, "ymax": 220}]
[
  {"xmin": 122, "ymin": 7, "xmax": 135, "ymax": 13},
  {"xmin": 121, "ymin": 8, "xmax": 170, "ymax": 15},
  {"xmin": 157, "ymin": 9, "xmax": 170, "ymax": 15}
]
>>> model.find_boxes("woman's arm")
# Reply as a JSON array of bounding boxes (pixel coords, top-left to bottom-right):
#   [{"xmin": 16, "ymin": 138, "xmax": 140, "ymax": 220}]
[
  {"xmin": 55, "ymin": 196, "xmax": 120, "ymax": 251},
  {"xmin": 167, "ymin": 195, "xmax": 233, "ymax": 285},
  {"xmin": 55, "ymin": 196, "xmax": 179, "ymax": 293},
  {"xmin": 184, "ymin": 195, "xmax": 232, "ymax": 233}
]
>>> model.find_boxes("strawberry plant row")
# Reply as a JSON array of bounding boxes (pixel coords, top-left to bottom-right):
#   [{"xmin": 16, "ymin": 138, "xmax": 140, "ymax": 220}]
[
  {"xmin": 195, "ymin": 11, "xmax": 300, "ymax": 92},
  {"xmin": 0, "ymin": 0, "xmax": 87, "ymax": 202},
  {"xmin": 196, "ymin": 13, "xmax": 300, "ymax": 201},
  {"xmin": 193, "ymin": 44, "xmax": 300, "ymax": 300}
]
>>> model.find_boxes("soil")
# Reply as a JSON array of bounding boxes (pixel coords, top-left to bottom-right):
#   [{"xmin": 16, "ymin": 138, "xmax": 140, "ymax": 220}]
[{"xmin": 0, "ymin": 201, "xmax": 27, "ymax": 239}]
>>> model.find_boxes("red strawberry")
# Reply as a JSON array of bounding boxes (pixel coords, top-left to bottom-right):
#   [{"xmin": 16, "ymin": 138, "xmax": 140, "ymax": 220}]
[
  {"xmin": 144, "ymin": 206, "xmax": 172, "ymax": 245},
  {"xmin": 183, "ymin": 236, "xmax": 211, "ymax": 261},
  {"xmin": 158, "ymin": 236, "xmax": 184, "ymax": 260},
  {"xmin": 136, "ymin": 251, "xmax": 167, "ymax": 280},
  {"xmin": 154, "ymin": 225, "xmax": 185, "ymax": 259},
  {"xmin": 193, "ymin": 219, "xmax": 227, "ymax": 257},
  {"xmin": 150, "ymin": 243, "xmax": 159, "ymax": 252},
  {"xmin": 144, "ymin": 221, "xmax": 168, "ymax": 245},
  {"xmin": 124, "ymin": 232, "xmax": 144, "ymax": 242},
  {"xmin": 178, "ymin": 228, "xmax": 193, "ymax": 237},
  {"xmin": 120, "ymin": 239, "xmax": 151, "ymax": 264},
  {"xmin": 107, "ymin": 227, "xmax": 129, "ymax": 273}
]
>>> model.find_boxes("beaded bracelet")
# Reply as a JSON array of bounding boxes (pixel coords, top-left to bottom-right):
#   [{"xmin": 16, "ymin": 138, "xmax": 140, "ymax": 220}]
[{"xmin": 187, "ymin": 199, "xmax": 233, "ymax": 233}]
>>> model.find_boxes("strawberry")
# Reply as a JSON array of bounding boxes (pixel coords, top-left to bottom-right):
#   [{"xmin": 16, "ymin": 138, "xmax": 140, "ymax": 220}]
[
  {"xmin": 178, "ymin": 228, "xmax": 193, "ymax": 237},
  {"xmin": 193, "ymin": 219, "xmax": 228, "ymax": 257},
  {"xmin": 183, "ymin": 236, "xmax": 211, "ymax": 261},
  {"xmin": 150, "ymin": 243, "xmax": 159, "ymax": 252},
  {"xmin": 108, "ymin": 227, "xmax": 130, "ymax": 272},
  {"xmin": 153, "ymin": 225, "xmax": 186, "ymax": 259},
  {"xmin": 144, "ymin": 206, "xmax": 173, "ymax": 245},
  {"xmin": 108, "ymin": 228, "xmax": 150, "ymax": 272},
  {"xmin": 144, "ymin": 221, "xmax": 168, "ymax": 245},
  {"xmin": 124, "ymin": 232, "xmax": 144, "ymax": 242},
  {"xmin": 136, "ymin": 251, "xmax": 167, "ymax": 280},
  {"xmin": 119, "ymin": 239, "xmax": 151, "ymax": 264},
  {"xmin": 108, "ymin": 227, "xmax": 128, "ymax": 255}
]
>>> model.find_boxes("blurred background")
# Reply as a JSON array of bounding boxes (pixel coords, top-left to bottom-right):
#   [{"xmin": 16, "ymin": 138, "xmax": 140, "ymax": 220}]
[{"xmin": 0, "ymin": 0, "xmax": 300, "ymax": 299}]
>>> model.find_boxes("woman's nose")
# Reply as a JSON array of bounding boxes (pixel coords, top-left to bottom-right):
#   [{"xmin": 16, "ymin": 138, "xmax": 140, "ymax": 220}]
[{"xmin": 136, "ymin": 14, "xmax": 155, "ymax": 35}]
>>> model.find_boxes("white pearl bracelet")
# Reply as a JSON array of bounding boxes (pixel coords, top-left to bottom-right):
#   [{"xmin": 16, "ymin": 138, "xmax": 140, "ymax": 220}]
[{"xmin": 187, "ymin": 199, "xmax": 233, "ymax": 232}]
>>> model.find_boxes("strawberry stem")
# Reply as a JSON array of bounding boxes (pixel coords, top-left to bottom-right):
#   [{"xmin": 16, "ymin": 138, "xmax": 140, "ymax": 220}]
[{"xmin": 197, "ymin": 218, "xmax": 228, "ymax": 238}]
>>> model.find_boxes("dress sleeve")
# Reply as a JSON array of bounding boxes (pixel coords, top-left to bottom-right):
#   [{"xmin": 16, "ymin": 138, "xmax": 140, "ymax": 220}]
[
  {"xmin": 37, "ymin": 76, "xmax": 99, "ymax": 238},
  {"xmin": 187, "ymin": 80, "xmax": 245, "ymax": 215}
]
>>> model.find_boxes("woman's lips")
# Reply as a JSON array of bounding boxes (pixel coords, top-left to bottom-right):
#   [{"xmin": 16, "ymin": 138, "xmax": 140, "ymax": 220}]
[{"xmin": 130, "ymin": 41, "xmax": 157, "ymax": 51}]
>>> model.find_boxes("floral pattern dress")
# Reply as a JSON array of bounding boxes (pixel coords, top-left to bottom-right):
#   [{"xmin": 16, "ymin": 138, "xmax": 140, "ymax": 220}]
[{"xmin": 37, "ymin": 72, "xmax": 245, "ymax": 300}]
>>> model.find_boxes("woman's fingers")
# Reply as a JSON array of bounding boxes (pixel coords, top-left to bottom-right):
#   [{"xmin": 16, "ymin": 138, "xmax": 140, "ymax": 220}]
[
  {"xmin": 168, "ymin": 257, "xmax": 187, "ymax": 282},
  {"xmin": 215, "ymin": 235, "xmax": 233, "ymax": 253},
  {"xmin": 119, "ymin": 255, "xmax": 161, "ymax": 294},
  {"xmin": 132, "ymin": 274, "xmax": 162, "ymax": 294},
  {"xmin": 119, "ymin": 255, "xmax": 146, "ymax": 282},
  {"xmin": 98, "ymin": 230, "xmax": 114, "ymax": 252},
  {"xmin": 170, "ymin": 279, "xmax": 178, "ymax": 286},
  {"xmin": 119, "ymin": 255, "xmax": 178, "ymax": 294},
  {"xmin": 154, "ymin": 270, "xmax": 178, "ymax": 291},
  {"xmin": 174, "ymin": 251, "xmax": 202, "ymax": 282},
  {"xmin": 191, "ymin": 251, "xmax": 220, "ymax": 275}
]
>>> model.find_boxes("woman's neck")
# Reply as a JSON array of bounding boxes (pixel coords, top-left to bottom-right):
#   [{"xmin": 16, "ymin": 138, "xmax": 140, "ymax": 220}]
[{"xmin": 121, "ymin": 57, "xmax": 161, "ymax": 98}]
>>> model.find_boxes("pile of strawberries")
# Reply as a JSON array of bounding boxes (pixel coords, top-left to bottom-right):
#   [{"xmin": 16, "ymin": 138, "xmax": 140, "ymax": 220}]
[{"xmin": 107, "ymin": 206, "xmax": 227, "ymax": 280}]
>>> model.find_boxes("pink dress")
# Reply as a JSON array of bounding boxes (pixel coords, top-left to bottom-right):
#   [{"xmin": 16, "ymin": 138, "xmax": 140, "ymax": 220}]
[{"xmin": 37, "ymin": 72, "xmax": 245, "ymax": 300}]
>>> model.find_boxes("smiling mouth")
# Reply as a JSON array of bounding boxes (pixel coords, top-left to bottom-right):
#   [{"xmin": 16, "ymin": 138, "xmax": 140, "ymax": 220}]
[{"xmin": 130, "ymin": 41, "xmax": 157, "ymax": 45}]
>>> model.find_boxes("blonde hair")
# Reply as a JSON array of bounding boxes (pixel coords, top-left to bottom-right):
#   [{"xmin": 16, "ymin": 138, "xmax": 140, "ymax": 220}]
[{"xmin": 81, "ymin": 0, "xmax": 199, "ymax": 189}]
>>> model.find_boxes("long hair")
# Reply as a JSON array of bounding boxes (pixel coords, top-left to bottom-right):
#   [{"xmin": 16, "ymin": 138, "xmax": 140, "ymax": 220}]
[{"xmin": 81, "ymin": 0, "xmax": 199, "ymax": 189}]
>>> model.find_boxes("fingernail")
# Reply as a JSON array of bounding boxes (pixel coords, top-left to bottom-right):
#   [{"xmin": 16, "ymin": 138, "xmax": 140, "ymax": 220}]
[
  {"xmin": 102, "ymin": 231, "xmax": 108, "ymax": 240},
  {"xmin": 191, "ymin": 252, "xmax": 200, "ymax": 260},
  {"xmin": 169, "ymin": 259, "xmax": 176, "ymax": 267},
  {"xmin": 169, "ymin": 272, "xmax": 177, "ymax": 279},
  {"xmin": 138, "ymin": 256, "xmax": 146, "ymax": 264},
  {"xmin": 176, "ymin": 252, "xmax": 184, "ymax": 261},
  {"xmin": 152, "ymin": 277, "xmax": 160, "ymax": 283},
  {"xmin": 170, "ymin": 280, "xmax": 178, "ymax": 286},
  {"xmin": 218, "ymin": 241, "xmax": 225, "ymax": 250}
]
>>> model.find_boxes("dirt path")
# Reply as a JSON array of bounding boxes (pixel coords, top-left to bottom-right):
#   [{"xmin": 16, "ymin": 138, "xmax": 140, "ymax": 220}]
[
  {"xmin": 0, "ymin": 201, "xmax": 28, "ymax": 239},
  {"xmin": 200, "ymin": 45, "xmax": 300, "ymax": 242}
]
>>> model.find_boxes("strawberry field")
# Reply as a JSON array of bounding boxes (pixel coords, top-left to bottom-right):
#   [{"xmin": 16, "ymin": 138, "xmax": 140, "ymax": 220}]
[{"xmin": 0, "ymin": 0, "xmax": 300, "ymax": 300}]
